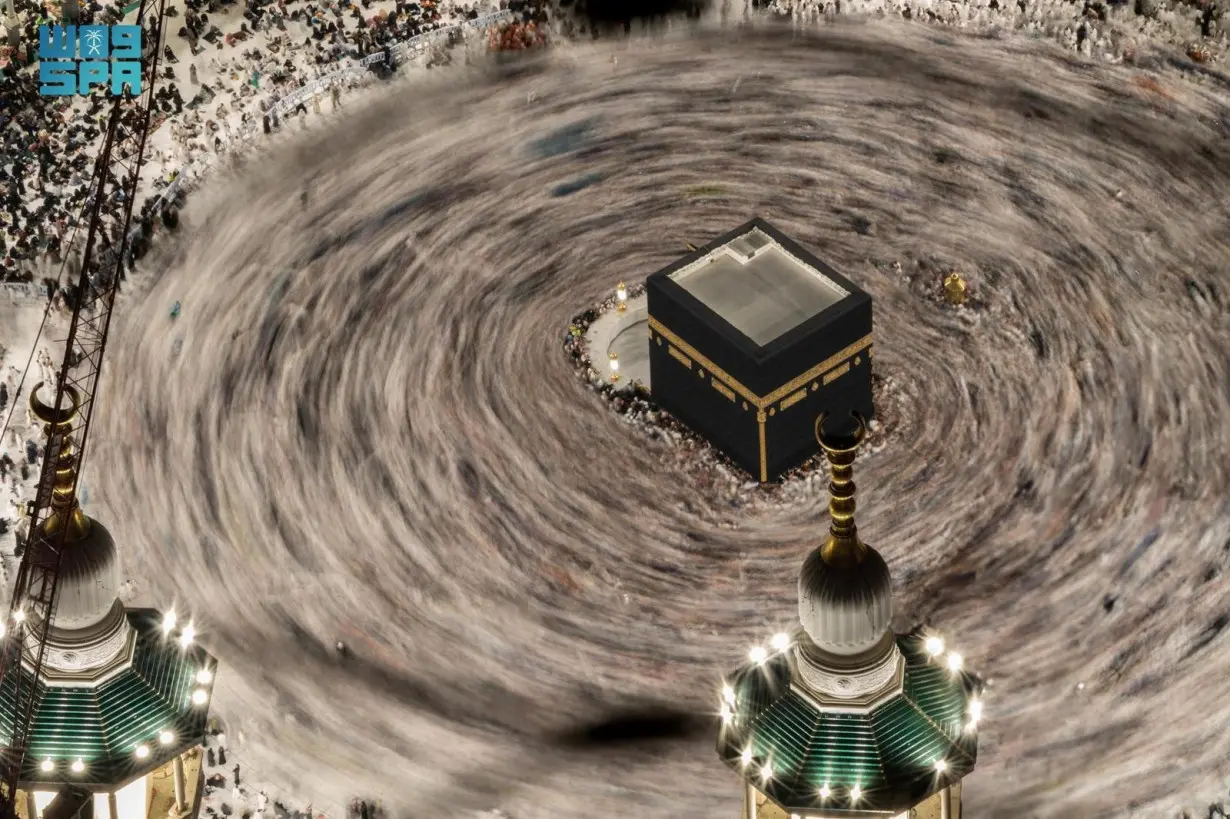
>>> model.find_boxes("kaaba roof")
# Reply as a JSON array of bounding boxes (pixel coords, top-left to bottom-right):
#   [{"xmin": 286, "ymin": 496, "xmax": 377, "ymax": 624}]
[
  {"xmin": 0, "ymin": 609, "xmax": 215, "ymax": 789},
  {"xmin": 663, "ymin": 218, "xmax": 865, "ymax": 348},
  {"xmin": 716, "ymin": 633, "xmax": 982, "ymax": 815}
]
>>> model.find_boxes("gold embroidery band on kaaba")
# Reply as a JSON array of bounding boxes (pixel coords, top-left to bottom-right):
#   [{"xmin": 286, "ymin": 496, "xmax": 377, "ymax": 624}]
[
  {"xmin": 648, "ymin": 317, "xmax": 872, "ymax": 410},
  {"xmin": 712, "ymin": 380, "xmax": 736, "ymax": 402},
  {"xmin": 779, "ymin": 388, "xmax": 807, "ymax": 411},
  {"xmin": 667, "ymin": 345, "xmax": 693, "ymax": 369},
  {"xmin": 657, "ymin": 322, "xmax": 757, "ymax": 404},
  {"xmin": 822, "ymin": 362, "xmax": 850, "ymax": 386}
]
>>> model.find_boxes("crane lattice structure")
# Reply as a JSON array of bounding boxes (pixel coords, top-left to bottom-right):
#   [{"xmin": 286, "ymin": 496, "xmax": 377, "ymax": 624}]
[{"xmin": 0, "ymin": 0, "xmax": 168, "ymax": 813}]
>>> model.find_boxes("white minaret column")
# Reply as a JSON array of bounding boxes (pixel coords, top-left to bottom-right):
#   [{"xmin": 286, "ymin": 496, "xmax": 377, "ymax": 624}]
[{"xmin": 173, "ymin": 754, "xmax": 187, "ymax": 812}]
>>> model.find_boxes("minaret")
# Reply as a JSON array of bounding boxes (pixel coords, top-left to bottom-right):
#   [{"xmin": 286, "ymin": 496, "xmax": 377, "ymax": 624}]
[
  {"xmin": 23, "ymin": 384, "xmax": 136, "ymax": 683},
  {"xmin": 0, "ymin": 384, "xmax": 217, "ymax": 816},
  {"xmin": 717, "ymin": 411, "xmax": 984, "ymax": 819}
]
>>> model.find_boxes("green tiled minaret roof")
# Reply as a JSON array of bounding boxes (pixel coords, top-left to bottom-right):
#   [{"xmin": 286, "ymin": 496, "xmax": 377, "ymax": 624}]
[
  {"xmin": 0, "ymin": 609, "xmax": 214, "ymax": 788},
  {"xmin": 717, "ymin": 632, "xmax": 982, "ymax": 814},
  {"xmin": 716, "ymin": 412, "xmax": 984, "ymax": 817}
]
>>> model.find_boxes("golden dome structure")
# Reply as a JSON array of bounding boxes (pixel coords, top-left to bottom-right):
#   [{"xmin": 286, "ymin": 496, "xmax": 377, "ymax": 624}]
[{"xmin": 943, "ymin": 272, "xmax": 968, "ymax": 306}]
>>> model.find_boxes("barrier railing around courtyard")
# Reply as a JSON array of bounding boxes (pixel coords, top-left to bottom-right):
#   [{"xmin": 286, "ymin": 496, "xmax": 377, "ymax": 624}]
[
  {"xmin": 164, "ymin": 9, "xmax": 512, "ymax": 189},
  {"xmin": 101, "ymin": 8, "xmax": 513, "ymax": 273},
  {"xmin": 2, "ymin": 282, "xmax": 44, "ymax": 303}
]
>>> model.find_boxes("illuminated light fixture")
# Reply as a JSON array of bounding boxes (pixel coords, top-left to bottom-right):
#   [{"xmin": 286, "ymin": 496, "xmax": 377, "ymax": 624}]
[
  {"xmin": 850, "ymin": 784, "xmax": 862, "ymax": 802},
  {"xmin": 740, "ymin": 748, "xmax": 752, "ymax": 767},
  {"xmin": 178, "ymin": 623, "xmax": 196, "ymax": 648},
  {"xmin": 722, "ymin": 684, "xmax": 736, "ymax": 707},
  {"xmin": 616, "ymin": 282, "xmax": 628, "ymax": 312},
  {"xmin": 162, "ymin": 610, "xmax": 177, "ymax": 635},
  {"xmin": 40, "ymin": 758, "xmax": 54, "ymax": 772},
  {"xmin": 70, "ymin": 759, "xmax": 84, "ymax": 774},
  {"xmin": 191, "ymin": 688, "xmax": 210, "ymax": 706},
  {"xmin": 748, "ymin": 646, "xmax": 768, "ymax": 664},
  {"xmin": 943, "ymin": 272, "xmax": 968, "ymax": 306},
  {"xmin": 135, "ymin": 745, "xmax": 150, "ymax": 759},
  {"xmin": 935, "ymin": 759, "xmax": 948, "ymax": 773},
  {"xmin": 818, "ymin": 784, "xmax": 831, "ymax": 799},
  {"xmin": 770, "ymin": 632, "xmax": 790, "ymax": 652},
  {"xmin": 965, "ymin": 720, "xmax": 978, "ymax": 734},
  {"xmin": 196, "ymin": 668, "xmax": 214, "ymax": 685},
  {"xmin": 159, "ymin": 731, "xmax": 174, "ymax": 745},
  {"xmin": 720, "ymin": 703, "xmax": 732, "ymax": 723},
  {"xmin": 759, "ymin": 763, "xmax": 772, "ymax": 782},
  {"xmin": 968, "ymin": 699, "xmax": 982, "ymax": 723},
  {"xmin": 947, "ymin": 652, "xmax": 964, "ymax": 672},
  {"xmin": 13, "ymin": 609, "xmax": 25, "ymax": 623},
  {"xmin": 924, "ymin": 636, "xmax": 944, "ymax": 657},
  {"xmin": 608, "ymin": 352, "xmax": 620, "ymax": 382}
]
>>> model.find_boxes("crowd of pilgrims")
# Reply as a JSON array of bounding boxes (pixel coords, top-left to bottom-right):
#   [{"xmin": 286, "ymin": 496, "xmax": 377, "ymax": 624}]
[{"xmin": 1, "ymin": 0, "xmax": 553, "ymax": 294}]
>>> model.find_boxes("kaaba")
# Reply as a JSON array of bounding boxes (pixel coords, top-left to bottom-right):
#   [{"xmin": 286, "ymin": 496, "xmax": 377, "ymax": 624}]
[{"xmin": 646, "ymin": 218, "xmax": 874, "ymax": 482}]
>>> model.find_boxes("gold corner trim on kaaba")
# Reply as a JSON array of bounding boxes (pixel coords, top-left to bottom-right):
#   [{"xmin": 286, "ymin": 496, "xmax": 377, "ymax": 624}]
[
  {"xmin": 760, "ymin": 336, "xmax": 872, "ymax": 405},
  {"xmin": 822, "ymin": 362, "xmax": 851, "ymax": 386},
  {"xmin": 667, "ymin": 345, "xmax": 693, "ymax": 369},
  {"xmin": 648, "ymin": 317, "xmax": 873, "ymax": 410},
  {"xmin": 712, "ymin": 380, "xmax": 736, "ymax": 402},
  {"xmin": 755, "ymin": 410, "xmax": 768, "ymax": 481},
  {"xmin": 652, "ymin": 318, "xmax": 758, "ymax": 405}
]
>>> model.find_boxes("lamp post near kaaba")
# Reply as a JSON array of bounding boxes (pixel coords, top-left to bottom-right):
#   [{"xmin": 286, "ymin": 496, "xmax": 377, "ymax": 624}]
[{"xmin": 646, "ymin": 218, "xmax": 874, "ymax": 482}]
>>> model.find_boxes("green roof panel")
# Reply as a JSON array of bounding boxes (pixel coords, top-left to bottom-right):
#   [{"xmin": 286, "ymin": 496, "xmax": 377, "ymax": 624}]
[
  {"xmin": 0, "ymin": 609, "xmax": 215, "ymax": 788},
  {"xmin": 717, "ymin": 632, "xmax": 983, "ymax": 814}
]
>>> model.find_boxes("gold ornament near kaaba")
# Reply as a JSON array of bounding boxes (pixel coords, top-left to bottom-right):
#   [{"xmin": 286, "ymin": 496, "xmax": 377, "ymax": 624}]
[
  {"xmin": 616, "ymin": 281, "xmax": 628, "ymax": 312},
  {"xmin": 944, "ymin": 272, "xmax": 968, "ymax": 306},
  {"xmin": 608, "ymin": 352, "xmax": 621, "ymax": 382}
]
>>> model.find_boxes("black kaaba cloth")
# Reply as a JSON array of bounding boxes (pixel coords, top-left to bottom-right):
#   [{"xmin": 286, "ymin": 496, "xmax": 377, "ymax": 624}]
[{"xmin": 646, "ymin": 218, "xmax": 874, "ymax": 482}]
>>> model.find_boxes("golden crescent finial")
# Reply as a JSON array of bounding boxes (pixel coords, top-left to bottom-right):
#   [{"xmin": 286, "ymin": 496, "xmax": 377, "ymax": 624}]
[
  {"xmin": 29, "ymin": 382, "xmax": 82, "ymax": 427},
  {"xmin": 815, "ymin": 410, "xmax": 867, "ymax": 455}
]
